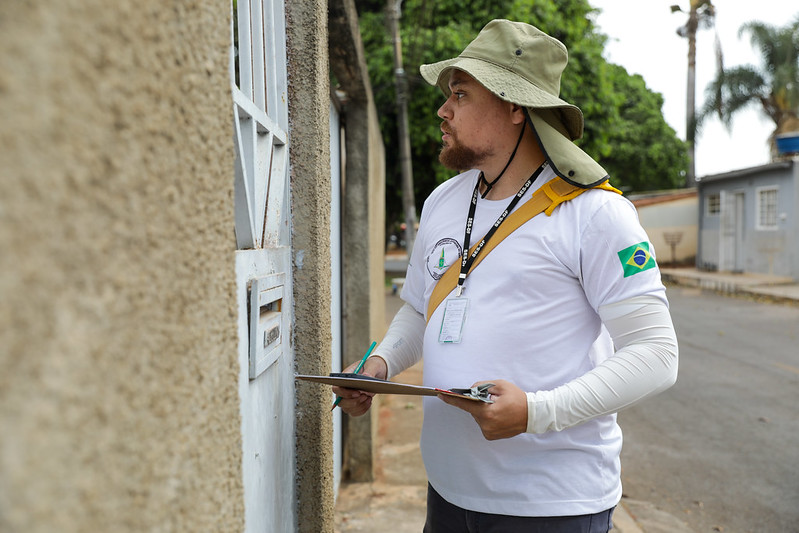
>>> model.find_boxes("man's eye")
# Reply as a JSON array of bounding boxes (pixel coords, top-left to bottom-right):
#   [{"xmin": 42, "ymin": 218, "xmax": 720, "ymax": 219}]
[{"xmin": 454, "ymin": 92, "xmax": 465, "ymax": 100}]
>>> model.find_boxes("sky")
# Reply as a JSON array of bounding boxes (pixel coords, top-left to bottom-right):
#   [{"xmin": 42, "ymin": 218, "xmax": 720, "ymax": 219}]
[{"xmin": 590, "ymin": 0, "xmax": 798, "ymax": 178}]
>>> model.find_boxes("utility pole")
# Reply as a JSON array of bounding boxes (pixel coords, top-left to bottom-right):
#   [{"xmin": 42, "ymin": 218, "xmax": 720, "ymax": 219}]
[{"xmin": 387, "ymin": 0, "xmax": 417, "ymax": 254}]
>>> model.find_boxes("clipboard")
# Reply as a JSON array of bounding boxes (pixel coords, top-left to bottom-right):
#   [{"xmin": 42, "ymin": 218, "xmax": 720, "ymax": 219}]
[{"xmin": 296, "ymin": 373, "xmax": 494, "ymax": 403}]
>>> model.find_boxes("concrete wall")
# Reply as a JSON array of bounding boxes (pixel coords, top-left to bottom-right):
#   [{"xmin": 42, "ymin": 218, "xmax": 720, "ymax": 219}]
[
  {"xmin": 1, "ymin": 2, "xmax": 386, "ymax": 531},
  {"xmin": 286, "ymin": 1, "xmax": 336, "ymax": 531},
  {"xmin": 635, "ymin": 196, "xmax": 698, "ymax": 265},
  {"xmin": 0, "ymin": 2, "xmax": 243, "ymax": 532},
  {"xmin": 339, "ymin": 96, "xmax": 387, "ymax": 482},
  {"xmin": 329, "ymin": 0, "xmax": 387, "ymax": 483},
  {"xmin": 289, "ymin": 1, "xmax": 386, "ymax": 525}
]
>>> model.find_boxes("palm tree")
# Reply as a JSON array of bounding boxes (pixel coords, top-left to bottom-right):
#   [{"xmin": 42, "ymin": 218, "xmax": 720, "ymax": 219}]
[
  {"xmin": 672, "ymin": 0, "xmax": 717, "ymax": 187},
  {"xmin": 700, "ymin": 17, "xmax": 799, "ymax": 158}
]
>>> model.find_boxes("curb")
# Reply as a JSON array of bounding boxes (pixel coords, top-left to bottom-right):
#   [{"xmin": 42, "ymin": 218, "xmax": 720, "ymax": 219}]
[
  {"xmin": 613, "ymin": 500, "xmax": 644, "ymax": 533},
  {"xmin": 660, "ymin": 268, "xmax": 799, "ymax": 305}
]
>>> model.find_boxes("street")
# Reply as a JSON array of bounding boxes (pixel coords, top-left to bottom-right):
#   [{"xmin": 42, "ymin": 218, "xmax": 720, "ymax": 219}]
[{"xmin": 618, "ymin": 287, "xmax": 799, "ymax": 533}]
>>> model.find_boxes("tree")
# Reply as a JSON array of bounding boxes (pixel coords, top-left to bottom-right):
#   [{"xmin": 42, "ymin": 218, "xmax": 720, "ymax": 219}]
[
  {"xmin": 601, "ymin": 65, "xmax": 688, "ymax": 191},
  {"xmin": 357, "ymin": 0, "xmax": 689, "ymax": 230},
  {"xmin": 386, "ymin": 0, "xmax": 417, "ymax": 253},
  {"xmin": 671, "ymin": 0, "xmax": 717, "ymax": 187},
  {"xmin": 699, "ymin": 16, "xmax": 799, "ymax": 156}
]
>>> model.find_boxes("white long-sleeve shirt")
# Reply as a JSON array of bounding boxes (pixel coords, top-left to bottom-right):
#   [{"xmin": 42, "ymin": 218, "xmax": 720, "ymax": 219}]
[{"xmin": 374, "ymin": 166, "xmax": 678, "ymax": 517}]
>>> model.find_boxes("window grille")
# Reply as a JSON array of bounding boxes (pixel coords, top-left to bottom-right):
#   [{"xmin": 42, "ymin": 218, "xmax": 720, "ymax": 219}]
[
  {"xmin": 230, "ymin": 0, "xmax": 289, "ymax": 250},
  {"xmin": 756, "ymin": 187, "xmax": 778, "ymax": 230},
  {"xmin": 706, "ymin": 193, "xmax": 720, "ymax": 216}
]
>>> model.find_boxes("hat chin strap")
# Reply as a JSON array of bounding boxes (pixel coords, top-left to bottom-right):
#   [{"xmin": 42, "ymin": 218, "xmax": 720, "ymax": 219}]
[{"xmin": 479, "ymin": 121, "xmax": 526, "ymax": 199}]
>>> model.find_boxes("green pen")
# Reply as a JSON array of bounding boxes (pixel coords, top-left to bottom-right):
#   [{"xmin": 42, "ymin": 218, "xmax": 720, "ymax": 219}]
[{"xmin": 331, "ymin": 341, "xmax": 377, "ymax": 410}]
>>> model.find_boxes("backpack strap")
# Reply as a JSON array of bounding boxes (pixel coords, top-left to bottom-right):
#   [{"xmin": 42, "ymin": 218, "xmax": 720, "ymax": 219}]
[{"xmin": 425, "ymin": 178, "xmax": 621, "ymax": 322}]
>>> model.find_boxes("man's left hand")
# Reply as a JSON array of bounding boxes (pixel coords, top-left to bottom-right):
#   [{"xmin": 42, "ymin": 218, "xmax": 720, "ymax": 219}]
[{"xmin": 438, "ymin": 379, "xmax": 528, "ymax": 440}]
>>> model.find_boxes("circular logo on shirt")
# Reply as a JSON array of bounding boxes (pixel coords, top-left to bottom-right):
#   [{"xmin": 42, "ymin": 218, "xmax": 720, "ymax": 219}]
[
  {"xmin": 426, "ymin": 238, "xmax": 463, "ymax": 280},
  {"xmin": 633, "ymin": 248, "xmax": 649, "ymax": 266}
]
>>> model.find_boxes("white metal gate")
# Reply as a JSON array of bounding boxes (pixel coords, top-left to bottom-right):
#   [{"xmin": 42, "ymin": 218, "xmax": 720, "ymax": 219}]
[{"xmin": 230, "ymin": 1, "xmax": 295, "ymax": 531}]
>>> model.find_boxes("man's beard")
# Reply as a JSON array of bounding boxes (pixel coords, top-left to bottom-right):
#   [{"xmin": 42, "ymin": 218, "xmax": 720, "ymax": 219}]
[{"xmin": 439, "ymin": 135, "xmax": 488, "ymax": 171}]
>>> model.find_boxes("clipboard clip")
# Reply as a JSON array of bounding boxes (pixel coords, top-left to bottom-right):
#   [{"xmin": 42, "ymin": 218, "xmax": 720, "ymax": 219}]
[{"xmin": 449, "ymin": 382, "xmax": 495, "ymax": 403}]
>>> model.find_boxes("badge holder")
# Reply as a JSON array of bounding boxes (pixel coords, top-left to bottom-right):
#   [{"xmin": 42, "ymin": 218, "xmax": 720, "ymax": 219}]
[{"xmin": 438, "ymin": 296, "xmax": 468, "ymax": 343}]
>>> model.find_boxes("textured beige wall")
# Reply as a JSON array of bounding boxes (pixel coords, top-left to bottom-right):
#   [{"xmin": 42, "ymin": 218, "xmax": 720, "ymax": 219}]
[
  {"xmin": 286, "ymin": 1, "xmax": 336, "ymax": 532},
  {"xmin": 0, "ymin": 2, "xmax": 243, "ymax": 532},
  {"xmin": 352, "ymin": 88, "xmax": 387, "ymax": 482},
  {"xmin": 368, "ymin": 105, "xmax": 387, "ymax": 347},
  {"xmin": 339, "ymin": 98, "xmax": 387, "ymax": 482}
]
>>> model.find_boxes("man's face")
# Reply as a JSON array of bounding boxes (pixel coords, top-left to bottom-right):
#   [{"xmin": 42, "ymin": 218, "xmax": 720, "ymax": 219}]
[{"xmin": 437, "ymin": 70, "xmax": 511, "ymax": 171}]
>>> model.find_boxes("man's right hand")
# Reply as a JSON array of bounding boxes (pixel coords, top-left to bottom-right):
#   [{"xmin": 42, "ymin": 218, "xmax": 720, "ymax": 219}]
[{"xmin": 331, "ymin": 356, "xmax": 388, "ymax": 417}]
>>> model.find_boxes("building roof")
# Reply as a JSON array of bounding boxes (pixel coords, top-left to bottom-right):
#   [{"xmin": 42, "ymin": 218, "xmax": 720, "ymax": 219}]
[
  {"xmin": 696, "ymin": 158, "xmax": 796, "ymax": 184},
  {"xmin": 628, "ymin": 189, "xmax": 697, "ymax": 208}
]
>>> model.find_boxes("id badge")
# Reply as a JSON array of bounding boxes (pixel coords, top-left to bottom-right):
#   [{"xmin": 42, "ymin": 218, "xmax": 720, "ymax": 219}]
[{"xmin": 438, "ymin": 297, "xmax": 469, "ymax": 343}]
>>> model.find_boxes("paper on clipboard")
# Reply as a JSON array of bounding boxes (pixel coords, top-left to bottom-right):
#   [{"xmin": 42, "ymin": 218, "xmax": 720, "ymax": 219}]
[{"xmin": 296, "ymin": 373, "xmax": 493, "ymax": 403}]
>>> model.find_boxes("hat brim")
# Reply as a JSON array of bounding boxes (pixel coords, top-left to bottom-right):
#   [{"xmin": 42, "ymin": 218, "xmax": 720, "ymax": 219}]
[
  {"xmin": 420, "ymin": 58, "xmax": 584, "ymax": 140},
  {"xmin": 527, "ymin": 109, "xmax": 608, "ymax": 188}
]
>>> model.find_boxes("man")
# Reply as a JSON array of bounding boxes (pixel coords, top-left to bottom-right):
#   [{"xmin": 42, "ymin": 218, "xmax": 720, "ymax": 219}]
[{"xmin": 333, "ymin": 20, "xmax": 678, "ymax": 532}]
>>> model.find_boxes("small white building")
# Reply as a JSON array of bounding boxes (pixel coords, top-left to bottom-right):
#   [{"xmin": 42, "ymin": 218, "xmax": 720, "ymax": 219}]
[{"xmin": 696, "ymin": 158, "xmax": 799, "ymax": 279}]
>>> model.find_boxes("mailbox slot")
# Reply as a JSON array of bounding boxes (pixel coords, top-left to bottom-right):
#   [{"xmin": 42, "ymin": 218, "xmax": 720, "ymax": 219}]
[{"xmin": 249, "ymin": 273, "xmax": 285, "ymax": 379}]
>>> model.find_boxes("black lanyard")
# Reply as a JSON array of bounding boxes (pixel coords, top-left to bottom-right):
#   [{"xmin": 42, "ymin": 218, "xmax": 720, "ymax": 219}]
[{"xmin": 456, "ymin": 162, "xmax": 548, "ymax": 296}]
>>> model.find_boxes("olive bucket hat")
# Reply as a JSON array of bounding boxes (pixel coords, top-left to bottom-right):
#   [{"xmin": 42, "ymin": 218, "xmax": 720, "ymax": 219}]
[{"xmin": 420, "ymin": 19, "xmax": 609, "ymax": 188}]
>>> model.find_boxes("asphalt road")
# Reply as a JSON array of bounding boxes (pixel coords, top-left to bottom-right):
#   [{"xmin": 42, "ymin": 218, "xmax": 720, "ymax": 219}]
[{"xmin": 618, "ymin": 287, "xmax": 799, "ymax": 533}]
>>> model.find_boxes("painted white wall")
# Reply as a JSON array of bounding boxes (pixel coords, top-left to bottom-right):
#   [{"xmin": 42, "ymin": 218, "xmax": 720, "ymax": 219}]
[
  {"xmin": 636, "ymin": 197, "xmax": 698, "ymax": 263},
  {"xmin": 237, "ymin": 248, "xmax": 296, "ymax": 533},
  {"xmin": 231, "ymin": 0, "xmax": 296, "ymax": 530}
]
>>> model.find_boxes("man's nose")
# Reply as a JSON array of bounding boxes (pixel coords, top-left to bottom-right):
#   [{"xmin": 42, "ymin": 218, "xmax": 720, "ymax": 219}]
[{"xmin": 437, "ymin": 98, "xmax": 451, "ymax": 120}]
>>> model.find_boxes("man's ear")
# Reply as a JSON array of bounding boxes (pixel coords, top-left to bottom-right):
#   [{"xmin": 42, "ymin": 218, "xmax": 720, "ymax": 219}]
[{"xmin": 510, "ymin": 104, "xmax": 527, "ymax": 125}]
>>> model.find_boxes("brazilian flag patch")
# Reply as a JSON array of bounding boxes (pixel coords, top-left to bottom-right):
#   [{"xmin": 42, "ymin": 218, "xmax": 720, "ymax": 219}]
[{"xmin": 617, "ymin": 242, "xmax": 656, "ymax": 278}]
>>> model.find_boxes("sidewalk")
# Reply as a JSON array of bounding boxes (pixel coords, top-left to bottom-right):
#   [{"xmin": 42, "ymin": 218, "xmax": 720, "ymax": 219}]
[
  {"xmin": 334, "ymin": 266, "xmax": 798, "ymax": 533},
  {"xmin": 660, "ymin": 267, "xmax": 799, "ymax": 304}
]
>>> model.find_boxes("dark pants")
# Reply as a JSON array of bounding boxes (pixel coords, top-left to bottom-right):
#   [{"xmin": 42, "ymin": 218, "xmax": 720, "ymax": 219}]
[{"xmin": 424, "ymin": 484, "xmax": 614, "ymax": 533}]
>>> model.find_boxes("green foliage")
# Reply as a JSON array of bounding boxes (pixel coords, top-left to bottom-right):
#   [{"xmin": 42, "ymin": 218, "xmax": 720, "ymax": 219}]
[
  {"xmin": 357, "ymin": 0, "xmax": 689, "ymax": 224},
  {"xmin": 602, "ymin": 66, "xmax": 688, "ymax": 190},
  {"xmin": 699, "ymin": 16, "xmax": 799, "ymax": 134}
]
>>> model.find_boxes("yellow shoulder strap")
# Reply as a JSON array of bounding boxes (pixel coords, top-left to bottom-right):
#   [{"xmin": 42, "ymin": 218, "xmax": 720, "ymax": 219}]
[{"xmin": 425, "ymin": 178, "xmax": 621, "ymax": 322}]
